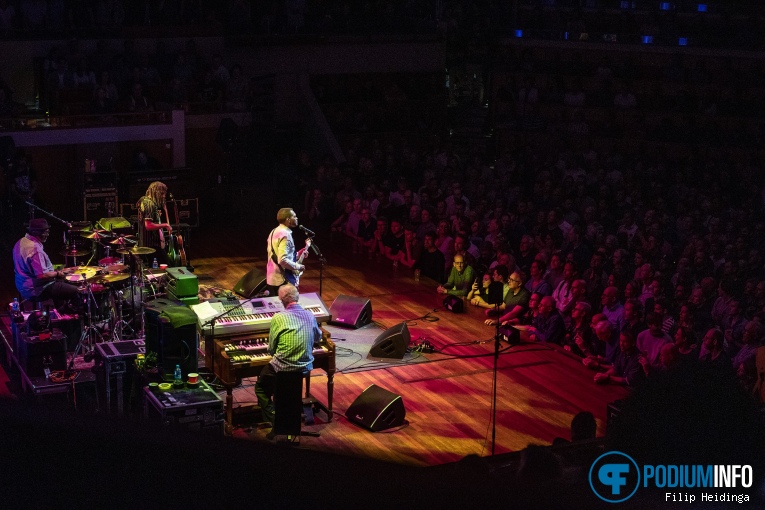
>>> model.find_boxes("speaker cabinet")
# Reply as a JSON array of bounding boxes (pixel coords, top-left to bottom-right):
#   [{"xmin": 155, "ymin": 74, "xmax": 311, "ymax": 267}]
[
  {"xmin": 328, "ymin": 295, "xmax": 372, "ymax": 329},
  {"xmin": 345, "ymin": 384, "xmax": 406, "ymax": 432},
  {"xmin": 144, "ymin": 298, "xmax": 181, "ymax": 358},
  {"xmin": 233, "ymin": 268, "xmax": 267, "ymax": 298},
  {"xmin": 367, "ymin": 322, "xmax": 410, "ymax": 361},
  {"xmin": 156, "ymin": 307, "xmax": 199, "ymax": 380}
]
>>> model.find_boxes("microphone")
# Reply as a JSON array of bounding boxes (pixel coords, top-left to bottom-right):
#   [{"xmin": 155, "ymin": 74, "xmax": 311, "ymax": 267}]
[
  {"xmin": 167, "ymin": 192, "xmax": 175, "ymax": 202},
  {"xmin": 253, "ymin": 289, "xmax": 270, "ymax": 298},
  {"xmin": 299, "ymin": 225, "xmax": 316, "ymax": 237}
]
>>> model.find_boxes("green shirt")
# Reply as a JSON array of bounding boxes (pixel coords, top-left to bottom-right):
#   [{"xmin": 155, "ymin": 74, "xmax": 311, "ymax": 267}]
[{"xmin": 444, "ymin": 266, "xmax": 475, "ymax": 297}]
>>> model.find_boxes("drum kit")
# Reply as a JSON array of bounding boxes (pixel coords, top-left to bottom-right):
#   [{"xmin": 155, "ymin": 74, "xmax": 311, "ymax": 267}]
[{"xmin": 59, "ymin": 224, "xmax": 164, "ymax": 355}]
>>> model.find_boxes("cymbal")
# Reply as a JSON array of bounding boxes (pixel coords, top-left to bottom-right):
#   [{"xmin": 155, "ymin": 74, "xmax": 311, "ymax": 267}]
[
  {"xmin": 117, "ymin": 246, "xmax": 156, "ymax": 256},
  {"xmin": 82, "ymin": 230, "xmax": 112, "ymax": 240},
  {"xmin": 98, "ymin": 273, "xmax": 130, "ymax": 284},
  {"xmin": 103, "ymin": 263, "xmax": 128, "ymax": 273},
  {"xmin": 60, "ymin": 248, "xmax": 91, "ymax": 257},
  {"xmin": 110, "ymin": 235, "xmax": 136, "ymax": 245}
]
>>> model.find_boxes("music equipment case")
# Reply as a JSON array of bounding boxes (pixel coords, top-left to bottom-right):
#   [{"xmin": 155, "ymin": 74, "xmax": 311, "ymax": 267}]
[
  {"xmin": 143, "ymin": 379, "xmax": 224, "ymax": 434},
  {"xmin": 95, "ymin": 339, "xmax": 147, "ymax": 415}
]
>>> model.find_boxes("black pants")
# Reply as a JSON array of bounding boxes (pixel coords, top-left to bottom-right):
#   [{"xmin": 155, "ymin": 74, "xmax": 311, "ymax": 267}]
[
  {"xmin": 255, "ymin": 363, "xmax": 277, "ymax": 425},
  {"xmin": 37, "ymin": 280, "xmax": 81, "ymax": 310}
]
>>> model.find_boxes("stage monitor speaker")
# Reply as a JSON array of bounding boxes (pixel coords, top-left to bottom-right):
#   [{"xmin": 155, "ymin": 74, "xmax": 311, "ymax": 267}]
[
  {"xmin": 367, "ymin": 322, "xmax": 409, "ymax": 361},
  {"xmin": 233, "ymin": 268, "xmax": 267, "ymax": 298},
  {"xmin": 345, "ymin": 384, "xmax": 406, "ymax": 432},
  {"xmin": 328, "ymin": 295, "xmax": 372, "ymax": 329}
]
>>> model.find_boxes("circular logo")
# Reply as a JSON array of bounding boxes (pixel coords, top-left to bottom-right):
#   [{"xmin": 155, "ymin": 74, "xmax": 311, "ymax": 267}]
[{"xmin": 589, "ymin": 451, "xmax": 641, "ymax": 503}]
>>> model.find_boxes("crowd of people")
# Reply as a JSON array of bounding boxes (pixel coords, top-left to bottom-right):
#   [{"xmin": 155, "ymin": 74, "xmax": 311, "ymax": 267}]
[{"xmin": 294, "ymin": 124, "xmax": 765, "ymax": 403}]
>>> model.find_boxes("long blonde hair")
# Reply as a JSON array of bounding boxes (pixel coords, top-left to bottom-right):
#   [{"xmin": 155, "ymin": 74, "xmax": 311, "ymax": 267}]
[{"xmin": 144, "ymin": 181, "xmax": 167, "ymax": 208}]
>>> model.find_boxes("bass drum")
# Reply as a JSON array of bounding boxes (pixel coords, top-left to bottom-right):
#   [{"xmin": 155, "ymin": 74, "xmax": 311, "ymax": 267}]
[{"xmin": 109, "ymin": 282, "xmax": 158, "ymax": 327}]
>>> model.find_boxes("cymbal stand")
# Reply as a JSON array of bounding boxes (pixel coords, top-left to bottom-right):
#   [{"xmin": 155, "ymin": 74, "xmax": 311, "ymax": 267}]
[
  {"xmin": 134, "ymin": 255, "xmax": 147, "ymax": 338},
  {"xmin": 111, "ymin": 289, "xmax": 134, "ymax": 341},
  {"xmin": 69, "ymin": 278, "xmax": 104, "ymax": 368}
]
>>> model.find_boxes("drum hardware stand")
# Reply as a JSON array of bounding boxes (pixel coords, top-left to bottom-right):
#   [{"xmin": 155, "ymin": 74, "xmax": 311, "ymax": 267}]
[
  {"xmin": 111, "ymin": 289, "xmax": 134, "ymax": 341},
  {"xmin": 69, "ymin": 277, "xmax": 105, "ymax": 368}
]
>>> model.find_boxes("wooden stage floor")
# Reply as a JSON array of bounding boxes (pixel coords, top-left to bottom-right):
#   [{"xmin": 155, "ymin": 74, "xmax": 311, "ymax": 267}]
[{"xmin": 188, "ymin": 226, "xmax": 630, "ymax": 466}]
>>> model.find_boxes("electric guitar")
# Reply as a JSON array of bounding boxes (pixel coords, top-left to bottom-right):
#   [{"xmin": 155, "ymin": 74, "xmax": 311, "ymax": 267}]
[
  {"xmin": 284, "ymin": 238, "xmax": 312, "ymax": 287},
  {"xmin": 168, "ymin": 196, "xmax": 188, "ymax": 267}
]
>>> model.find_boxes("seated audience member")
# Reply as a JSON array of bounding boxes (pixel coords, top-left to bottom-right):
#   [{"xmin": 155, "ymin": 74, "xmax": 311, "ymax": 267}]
[
  {"xmin": 731, "ymin": 320, "xmax": 763, "ymax": 369},
  {"xmin": 467, "ymin": 272, "xmax": 492, "ymax": 307},
  {"xmin": 552, "ymin": 410, "xmax": 597, "ymax": 446},
  {"xmin": 354, "ymin": 208, "xmax": 376, "ymax": 254},
  {"xmin": 525, "ymin": 259, "xmax": 552, "ymax": 297},
  {"xmin": 507, "ymin": 292, "xmax": 541, "ymax": 326},
  {"xmin": 472, "ymin": 265, "xmax": 509, "ymax": 310},
  {"xmin": 330, "ymin": 200, "xmax": 353, "ymax": 235},
  {"xmin": 484, "ymin": 271, "xmax": 530, "ymax": 326},
  {"xmin": 621, "ymin": 298, "xmax": 647, "ymax": 338},
  {"xmin": 521, "ymin": 296, "xmax": 565, "ymax": 344},
  {"xmin": 699, "ymin": 327, "xmax": 731, "ymax": 371},
  {"xmin": 583, "ymin": 318, "xmax": 619, "ymax": 369},
  {"xmin": 382, "ymin": 219, "xmax": 405, "ymax": 263},
  {"xmin": 563, "ymin": 301, "xmax": 595, "ymax": 357},
  {"xmin": 369, "ymin": 216, "xmax": 389, "ymax": 257},
  {"xmin": 636, "ymin": 312, "xmax": 672, "ymax": 369},
  {"xmin": 415, "ymin": 232, "xmax": 445, "ymax": 283},
  {"xmin": 397, "ymin": 224, "xmax": 422, "ymax": 269},
  {"xmin": 552, "ymin": 261, "xmax": 578, "ymax": 317},
  {"xmin": 561, "ymin": 278, "xmax": 587, "ymax": 327},
  {"xmin": 673, "ymin": 325, "xmax": 699, "ymax": 367},
  {"xmin": 601, "ymin": 285, "xmax": 626, "ymax": 333},
  {"xmin": 639, "ymin": 342, "xmax": 681, "ymax": 376},
  {"xmin": 594, "ymin": 330, "xmax": 645, "ymax": 387},
  {"xmin": 437, "ymin": 254, "xmax": 474, "ymax": 297},
  {"xmin": 453, "ymin": 233, "xmax": 478, "ymax": 268}
]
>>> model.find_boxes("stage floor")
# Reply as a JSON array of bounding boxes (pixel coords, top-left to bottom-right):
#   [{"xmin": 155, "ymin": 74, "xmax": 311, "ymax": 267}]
[{"xmin": 0, "ymin": 225, "xmax": 629, "ymax": 467}]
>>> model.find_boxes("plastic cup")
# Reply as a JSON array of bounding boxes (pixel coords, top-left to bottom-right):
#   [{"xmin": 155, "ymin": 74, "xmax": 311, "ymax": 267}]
[
  {"xmin": 187, "ymin": 372, "xmax": 199, "ymax": 384},
  {"xmin": 159, "ymin": 264, "xmax": 168, "ymax": 270}
]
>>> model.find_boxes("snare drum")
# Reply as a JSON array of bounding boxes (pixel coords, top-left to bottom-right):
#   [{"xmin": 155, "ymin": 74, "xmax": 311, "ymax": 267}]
[{"xmin": 99, "ymin": 256, "xmax": 121, "ymax": 267}]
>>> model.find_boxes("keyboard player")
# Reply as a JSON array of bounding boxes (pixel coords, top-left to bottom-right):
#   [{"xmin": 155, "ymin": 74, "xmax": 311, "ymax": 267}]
[{"xmin": 255, "ymin": 284, "xmax": 322, "ymax": 431}]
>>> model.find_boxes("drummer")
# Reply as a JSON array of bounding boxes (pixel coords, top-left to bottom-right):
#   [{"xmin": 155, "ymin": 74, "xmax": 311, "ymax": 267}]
[
  {"xmin": 136, "ymin": 181, "xmax": 171, "ymax": 265},
  {"xmin": 12, "ymin": 218, "xmax": 80, "ymax": 311}
]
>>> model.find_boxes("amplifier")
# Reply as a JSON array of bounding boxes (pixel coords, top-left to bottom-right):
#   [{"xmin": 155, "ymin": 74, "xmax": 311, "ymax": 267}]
[
  {"xmin": 166, "ymin": 267, "xmax": 198, "ymax": 297},
  {"xmin": 166, "ymin": 289, "xmax": 199, "ymax": 305},
  {"xmin": 17, "ymin": 330, "xmax": 68, "ymax": 378},
  {"xmin": 84, "ymin": 188, "xmax": 118, "ymax": 222},
  {"xmin": 96, "ymin": 217, "xmax": 133, "ymax": 234},
  {"xmin": 119, "ymin": 203, "xmax": 139, "ymax": 224},
  {"xmin": 173, "ymin": 198, "xmax": 199, "ymax": 228}
]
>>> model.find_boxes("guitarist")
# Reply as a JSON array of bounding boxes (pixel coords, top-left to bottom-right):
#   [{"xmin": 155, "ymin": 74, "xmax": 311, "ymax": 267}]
[
  {"xmin": 266, "ymin": 208, "xmax": 310, "ymax": 296},
  {"xmin": 136, "ymin": 181, "xmax": 173, "ymax": 265}
]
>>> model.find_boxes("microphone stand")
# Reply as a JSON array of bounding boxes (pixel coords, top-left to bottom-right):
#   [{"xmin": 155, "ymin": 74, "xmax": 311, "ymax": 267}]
[
  {"xmin": 309, "ymin": 242, "xmax": 327, "ymax": 297},
  {"xmin": 24, "ymin": 200, "xmax": 72, "ymax": 228}
]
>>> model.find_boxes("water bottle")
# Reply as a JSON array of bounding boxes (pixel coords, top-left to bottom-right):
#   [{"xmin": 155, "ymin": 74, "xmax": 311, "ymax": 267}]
[
  {"xmin": 173, "ymin": 364, "xmax": 182, "ymax": 385},
  {"xmin": 11, "ymin": 298, "xmax": 22, "ymax": 321},
  {"xmin": 152, "ymin": 258, "xmax": 159, "ymax": 269}
]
